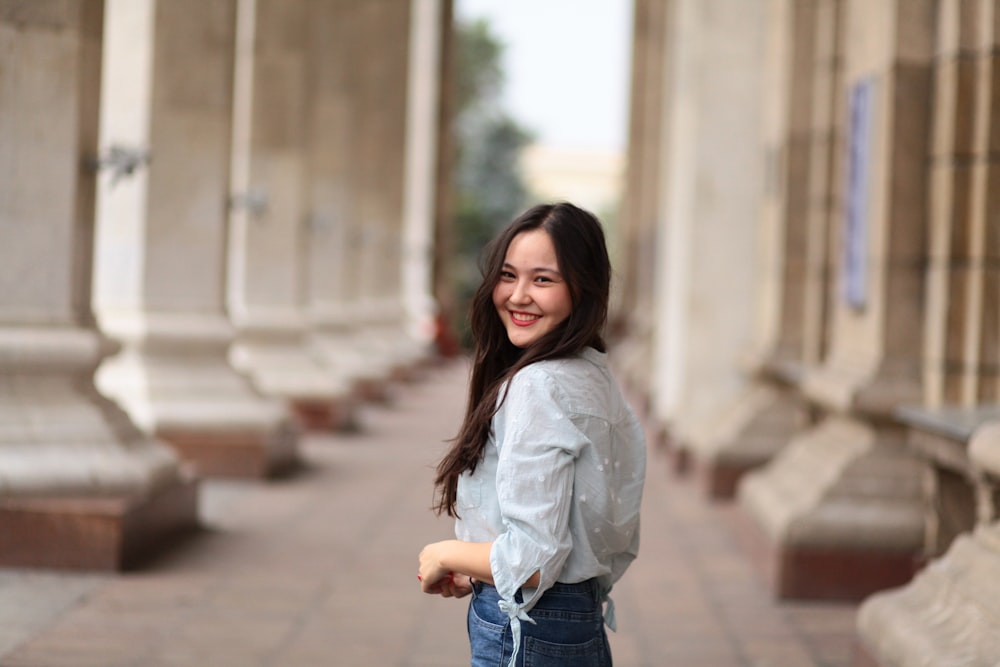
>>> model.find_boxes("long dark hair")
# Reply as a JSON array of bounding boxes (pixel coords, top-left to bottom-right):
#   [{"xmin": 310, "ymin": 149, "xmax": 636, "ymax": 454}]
[{"xmin": 433, "ymin": 202, "xmax": 612, "ymax": 517}]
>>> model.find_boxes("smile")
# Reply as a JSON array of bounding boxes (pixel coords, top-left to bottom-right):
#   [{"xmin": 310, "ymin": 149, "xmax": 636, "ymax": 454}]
[{"xmin": 510, "ymin": 311, "xmax": 541, "ymax": 327}]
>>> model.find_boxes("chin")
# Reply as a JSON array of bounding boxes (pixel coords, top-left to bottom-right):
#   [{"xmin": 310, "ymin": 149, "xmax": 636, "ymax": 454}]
[
  {"xmin": 504, "ymin": 329, "xmax": 533, "ymax": 348},
  {"xmin": 507, "ymin": 331, "xmax": 546, "ymax": 349}
]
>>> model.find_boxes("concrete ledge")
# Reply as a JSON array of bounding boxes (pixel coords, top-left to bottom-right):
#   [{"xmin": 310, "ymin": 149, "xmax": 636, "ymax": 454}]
[
  {"xmin": 852, "ymin": 643, "xmax": 882, "ymax": 667},
  {"xmin": 737, "ymin": 417, "xmax": 927, "ymax": 600},
  {"xmin": 683, "ymin": 384, "xmax": 807, "ymax": 500},
  {"xmin": 0, "ymin": 477, "xmax": 199, "ymax": 571},
  {"xmin": 354, "ymin": 377, "xmax": 393, "ymax": 404},
  {"xmin": 730, "ymin": 500, "xmax": 920, "ymax": 600},
  {"xmin": 856, "ymin": 524, "xmax": 1000, "ymax": 666},
  {"xmin": 289, "ymin": 398, "xmax": 357, "ymax": 432},
  {"xmin": 970, "ymin": 421, "xmax": 1000, "ymax": 479},
  {"xmin": 161, "ymin": 426, "xmax": 300, "ymax": 479},
  {"xmin": 698, "ymin": 458, "xmax": 756, "ymax": 499}
]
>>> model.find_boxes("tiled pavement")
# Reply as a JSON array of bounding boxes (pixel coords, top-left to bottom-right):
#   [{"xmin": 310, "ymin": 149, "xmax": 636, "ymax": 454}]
[{"xmin": 0, "ymin": 360, "xmax": 860, "ymax": 666}]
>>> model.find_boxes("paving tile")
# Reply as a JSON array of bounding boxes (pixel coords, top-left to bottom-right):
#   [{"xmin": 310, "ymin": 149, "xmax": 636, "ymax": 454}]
[{"xmin": 0, "ymin": 359, "xmax": 859, "ymax": 667}]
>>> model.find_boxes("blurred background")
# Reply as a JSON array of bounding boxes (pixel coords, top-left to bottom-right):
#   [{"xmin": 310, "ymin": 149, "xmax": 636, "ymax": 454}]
[{"xmin": 2, "ymin": 1, "xmax": 1000, "ymax": 665}]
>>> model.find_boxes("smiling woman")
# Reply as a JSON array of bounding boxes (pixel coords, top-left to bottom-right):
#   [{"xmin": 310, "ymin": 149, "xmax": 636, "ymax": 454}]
[
  {"xmin": 492, "ymin": 228, "xmax": 573, "ymax": 349},
  {"xmin": 419, "ymin": 202, "xmax": 647, "ymax": 667}
]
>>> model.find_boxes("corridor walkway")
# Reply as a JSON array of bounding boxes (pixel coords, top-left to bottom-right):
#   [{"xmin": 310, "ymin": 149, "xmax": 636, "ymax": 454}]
[{"xmin": 0, "ymin": 360, "xmax": 859, "ymax": 666}]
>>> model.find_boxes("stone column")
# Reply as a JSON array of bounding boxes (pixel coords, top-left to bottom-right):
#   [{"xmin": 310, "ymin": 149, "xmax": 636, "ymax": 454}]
[
  {"xmin": 302, "ymin": 0, "xmax": 391, "ymax": 402},
  {"xmin": 646, "ymin": 0, "xmax": 768, "ymax": 488},
  {"xmin": 92, "ymin": 0, "xmax": 297, "ymax": 479},
  {"xmin": 893, "ymin": 0, "xmax": 997, "ymax": 568},
  {"xmin": 305, "ymin": 0, "xmax": 426, "ymax": 402},
  {"xmin": 737, "ymin": 0, "xmax": 934, "ymax": 599},
  {"xmin": 401, "ymin": 0, "xmax": 446, "ymax": 352},
  {"xmin": 674, "ymin": 0, "xmax": 812, "ymax": 498},
  {"xmin": 613, "ymin": 0, "xmax": 669, "ymax": 409},
  {"xmin": 226, "ymin": 0, "xmax": 353, "ymax": 431},
  {"xmin": 353, "ymin": 0, "xmax": 428, "ymax": 380},
  {"xmin": 0, "ymin": 0, "xmax": 197, "ymax": 569},
  {"xmin": 858, "ymin": 423, "xmax": 1000, "ymax": 665},
  {"xmin": 856, "ymin": 1, "xmax": 1000, "ymax": 661},
  {"xmin": 430, "ymin": 0, "xmax": 458, "ymax": 358}
]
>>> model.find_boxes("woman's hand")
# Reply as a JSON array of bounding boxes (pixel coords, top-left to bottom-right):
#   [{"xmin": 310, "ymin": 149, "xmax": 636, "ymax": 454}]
[
  {"xmin": 418, "ymin": 540, "xmax": 458, "ymax": 595},
  {"xmin": 438, "ymin": 573, "xmax": 474, "ymax": 598},
  {"xmin": 418, "ymin": 539, "xmax": 493, "ymax": 596}
]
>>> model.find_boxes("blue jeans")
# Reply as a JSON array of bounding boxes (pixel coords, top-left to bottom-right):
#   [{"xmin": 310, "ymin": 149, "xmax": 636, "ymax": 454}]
[{"xmin": 467, "ymin": 579, "xmax": 612, "ymax": 666}]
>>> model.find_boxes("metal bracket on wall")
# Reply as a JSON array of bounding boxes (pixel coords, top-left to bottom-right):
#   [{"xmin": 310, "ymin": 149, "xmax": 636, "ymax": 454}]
[
  {"xmin": 87, "ymin": 145, "xmax": 152, "ymax": 187},
  {"xmin": 229, "ymin": 189, "xmax": 270, "ymax": 219}
]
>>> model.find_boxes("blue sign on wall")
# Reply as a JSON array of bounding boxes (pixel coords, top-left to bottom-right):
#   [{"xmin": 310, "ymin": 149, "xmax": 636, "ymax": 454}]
[{"xmin": 843, "ymin": 77, "xmax": 876, "ymax": 311}]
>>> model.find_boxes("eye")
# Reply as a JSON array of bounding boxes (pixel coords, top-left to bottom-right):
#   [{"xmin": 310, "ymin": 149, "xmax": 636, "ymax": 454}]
[
  {"xmin": 534, "ymin": 275, "xmax": 553, "ymax": 284},
  {"xmin": 499, "ymin": 270, "xmax": 515, "ymax": 281}
]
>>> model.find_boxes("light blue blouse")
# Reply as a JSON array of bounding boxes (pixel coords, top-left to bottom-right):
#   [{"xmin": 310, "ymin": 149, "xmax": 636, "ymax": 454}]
[{"xmin": 455, "ymin": 347, "xmax": 646, "ymax": 665}]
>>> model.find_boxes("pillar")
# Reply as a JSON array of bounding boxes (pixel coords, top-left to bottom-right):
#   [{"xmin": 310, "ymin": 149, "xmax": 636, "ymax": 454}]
[
  {"xmin": 677, "ymin": 0, "xmax": 812, "ymax": 498},
  {"xmin": 305, "ymin": 0, "xmax": 427, "ymax": 404},
  {"xmin": 613, "ymin": 0, "xmax": 669, "ymax": 411},
  {"xmin": 0, "ymin": 0, "xmax": 197, "ymax": 570},
  {"xmin": 738, "ymin": 0, "xmax": 935, "ymax": 599},
  {"xmin": 856, "ymin": 0, "xmax": 1000, "ymax": 661},
  {"xmin": 226, "ymin": 0, "xmax": 354, "ymax": 431},
  {"xmin": 858, "ymin": 423, "xmax": 1000, "ymax": 665},
  {"xmin": 92, "ymin": 0, "xmax": 298, "ymax": 479},
  {"xmin": 646, "ymin": 0, "xmax": 769, "ymax": 489},
  {"xmin": 401, "ymin": 0, "xmax": 446, "ymax": 352},
  {"xmin": 352, "ymin": 0, "xmax": 429, "ymax": 380},
  {"xmin": 301, "ymin": 0, "xmax": 392, "ymax": 402}
]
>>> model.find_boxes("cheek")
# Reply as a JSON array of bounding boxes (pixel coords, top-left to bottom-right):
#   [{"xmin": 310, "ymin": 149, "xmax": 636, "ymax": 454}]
[
  {"xmin": 492, "ymin": 284, "xmax": 507, "ymax": 310},
  {"xmin": 553, "ymin": 289, "xmax": 574, "ymax": 320}
]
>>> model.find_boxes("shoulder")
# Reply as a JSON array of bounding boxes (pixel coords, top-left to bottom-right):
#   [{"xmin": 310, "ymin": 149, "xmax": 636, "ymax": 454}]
[
  {"xmin": 507, "ymin": 349, "xmax": 610, "ymax": 406},
  {"xmin": 511, "ymin": 348, "xmax": 604, "ymax": 384}
]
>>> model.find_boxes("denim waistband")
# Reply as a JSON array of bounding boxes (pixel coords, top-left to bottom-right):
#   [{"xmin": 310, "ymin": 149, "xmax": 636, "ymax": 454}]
[{"xmin": 475, "ymin": 577, "xmax": 602, "ymax": 605}]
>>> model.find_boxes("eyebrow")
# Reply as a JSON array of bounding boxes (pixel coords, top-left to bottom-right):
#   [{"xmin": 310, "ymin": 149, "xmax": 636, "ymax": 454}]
[{"xmin": 502, "ymin": 262, "xmax": 562, "ymax": 277}]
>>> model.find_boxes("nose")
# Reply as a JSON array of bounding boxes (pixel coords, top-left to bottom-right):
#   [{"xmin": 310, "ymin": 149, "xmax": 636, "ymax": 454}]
[{"xmin": 510, "ymin": 278, "xmax": 531, "ymax": 305}]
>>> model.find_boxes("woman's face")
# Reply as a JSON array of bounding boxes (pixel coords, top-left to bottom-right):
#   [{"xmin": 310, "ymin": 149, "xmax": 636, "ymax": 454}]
[{"xmin": 492, "ymin": 228, "xmax": 573, "ymax": 348}]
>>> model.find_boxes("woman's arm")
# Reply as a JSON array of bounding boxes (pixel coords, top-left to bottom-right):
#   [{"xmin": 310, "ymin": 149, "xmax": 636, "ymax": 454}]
[{"xmin": 419, "ymin": 539, "xmax": 539, "ymax": 593}]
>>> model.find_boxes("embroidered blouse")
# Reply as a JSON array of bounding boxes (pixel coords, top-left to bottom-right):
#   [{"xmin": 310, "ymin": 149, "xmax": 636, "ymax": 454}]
[{"xmin": 455, "ymin": 347, "xmax": 646, "ymax": 665}]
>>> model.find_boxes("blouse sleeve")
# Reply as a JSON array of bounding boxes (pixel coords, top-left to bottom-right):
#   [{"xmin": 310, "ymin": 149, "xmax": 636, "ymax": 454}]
[{"xmin": 489, "ymin": 367, "xmax": 587, "ymax": 614}]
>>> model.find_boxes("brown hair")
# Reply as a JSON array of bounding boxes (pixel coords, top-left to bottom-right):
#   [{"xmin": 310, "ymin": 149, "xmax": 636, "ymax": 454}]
[{"xmin": 433, "ymin": 202, "xmax": 611, "ymax": 516}]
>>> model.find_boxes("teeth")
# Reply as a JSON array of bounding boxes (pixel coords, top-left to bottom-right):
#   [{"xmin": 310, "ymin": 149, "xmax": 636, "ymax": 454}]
[{"xmin": 512, "ymin": 312, "xmax": 539, "ymax": 322}]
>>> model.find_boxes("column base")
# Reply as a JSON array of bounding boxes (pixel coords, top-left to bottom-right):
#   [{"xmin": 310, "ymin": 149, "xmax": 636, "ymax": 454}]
[
  {"xmin": 289, "ymin": 397, "xmax": 358, "ymax": 432},
  {"xmin": 852, "ymin": 643, "xmax": 882, "ymax": 667},
  {"xmin": 0, "ymin": 477, "xmax": 199, "ymax": 571},
  {"xmin": 309, "ymin": 331, "xmax": 395, "ymax": 399},
  {"xmin": 683, "ymin": 384, "xmax": 807, "ymax": 499},
  {"xmin": 856, "ymin": 524, "xmax": 1000, "ymax": 666},
  {"xmin": 161, "ymin": 424, "xmax": 299, "ymax": 479},
  {"xmin": 95, "ymin": 315, "xmax": 301, "ymax": 479},
  {"xmin": 230, "ymin": 333, "xmax": 359, "ymax": 427},
  {"xmin": 731, "ymin": 504, "xmax": 922, "ymax": 599},
  {"xmin": 737, "ymin": 416, "xmax": 926, "ymax": 600}
]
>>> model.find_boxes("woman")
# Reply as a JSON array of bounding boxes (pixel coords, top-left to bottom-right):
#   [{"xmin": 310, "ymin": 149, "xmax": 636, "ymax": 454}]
[{"xmin": 419, "ymin": 202, "xmax": 646, "ymax": 666}]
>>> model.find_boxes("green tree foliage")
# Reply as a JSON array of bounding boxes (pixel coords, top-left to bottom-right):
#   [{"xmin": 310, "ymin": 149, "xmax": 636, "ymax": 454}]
[{"xmin": 451, "ymin": 18, "xmax": 534, "ymax": 346}]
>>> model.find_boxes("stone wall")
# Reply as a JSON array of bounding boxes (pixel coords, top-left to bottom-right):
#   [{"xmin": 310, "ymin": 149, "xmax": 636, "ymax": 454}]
[
  {"xmin": 616, "ymin": 0, "xmax": 1000, "ymax": 661},
  {"xmin": 0, "ymin": 0, "xmax": 448, "ymax": 569}
]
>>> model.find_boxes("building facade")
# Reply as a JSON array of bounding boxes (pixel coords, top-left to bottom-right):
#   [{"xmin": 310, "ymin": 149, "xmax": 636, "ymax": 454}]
[
  {"xmin": 616, "ymin": 0, "xmax": 1000, "ymax": 663},
  {"xmin": 0, "ymin": 0, "xmax": 449, "ymax": 570}
]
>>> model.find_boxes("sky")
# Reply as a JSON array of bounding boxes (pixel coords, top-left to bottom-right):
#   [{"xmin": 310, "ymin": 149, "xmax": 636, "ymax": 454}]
[{"xmin": 455, "ymin": 0, "xmax": 634, "ymax": 153}]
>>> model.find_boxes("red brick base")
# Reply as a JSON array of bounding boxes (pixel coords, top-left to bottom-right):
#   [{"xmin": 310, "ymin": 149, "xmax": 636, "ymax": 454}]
[
  {"xmin": 162, "ymin": 428, "xmax": 299, "ymax": 479},
  {"xmin": 852, "ymin": 642, "xmax": 883, "ymax": 667},
  {"xmin": 0, "ymin": 477, "xmax": 199, "ymax": 571},
  {"xmin": 774, "ymin": 546, "xmax": 919, "ymax": 600},
  {"xmin": 290, "ymin": 398, "xmax": 355, "ymax": 432},
  {"xmin": 355, "ymin": 378, "xmax": 392, "ymax": 404},
  {"xmin": 729, "ymin": 504, "xmax": 920, "ymax": 601},
  {"xmin": 698, "ymin": 459, "xmax": 750, "ymax": 500}
]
